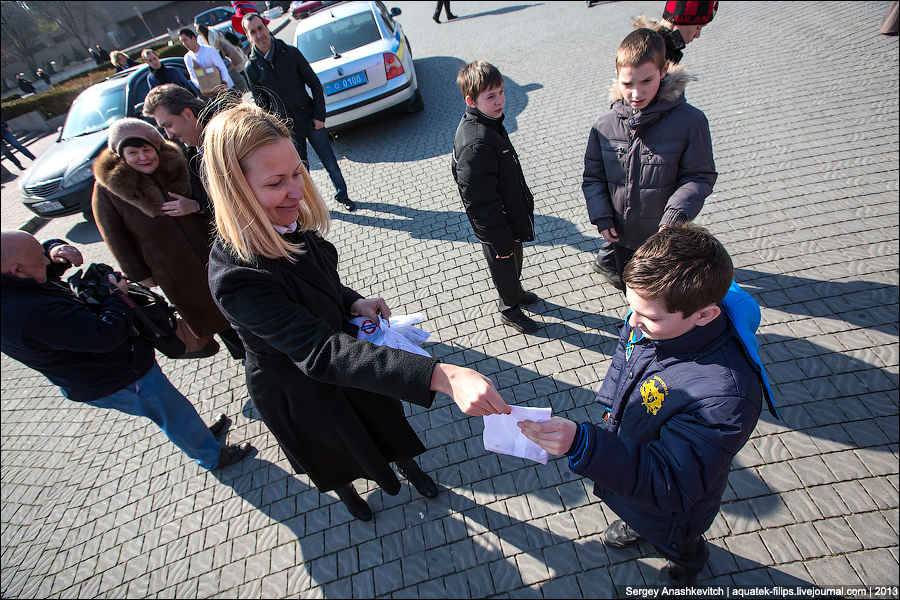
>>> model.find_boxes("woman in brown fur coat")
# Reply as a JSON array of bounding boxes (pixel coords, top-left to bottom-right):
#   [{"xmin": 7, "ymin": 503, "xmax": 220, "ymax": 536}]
[{"xmin": 92, "ymin": 117, "xmax": 244, "ymax": 358}]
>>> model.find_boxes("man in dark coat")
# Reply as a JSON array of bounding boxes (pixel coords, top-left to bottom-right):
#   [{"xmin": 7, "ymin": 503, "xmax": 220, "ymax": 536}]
[
  {"xmin": 242, "ymin": 13, "xmax": 356, "ymax": 212},
  {"xmin": 0, "ymin": 231, "xmax": 253, "ymax": 471},
  {"xmin": 452, "ymin": 61, "xmax": 540, "ymax": 335},
  {"xmin": 519, "ymin": 225, "xmax": 774, "ymax": 586},
  {"xmin": 583, "ymin": 28, "xmax": 716, "ymax": 289},
  {"xmin": 142, "ymin": 48, "xmax": 201, "ymax": 96}
]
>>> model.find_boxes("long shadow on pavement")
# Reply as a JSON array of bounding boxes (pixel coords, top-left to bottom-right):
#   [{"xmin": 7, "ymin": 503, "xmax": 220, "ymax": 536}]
[{"xmin": 333, "ymin": 201, "xmax": 601, "ymax": 254}]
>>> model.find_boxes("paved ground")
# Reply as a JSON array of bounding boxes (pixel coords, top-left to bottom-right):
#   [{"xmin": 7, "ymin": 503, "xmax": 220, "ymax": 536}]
[{"xmin": 2, "ymin": 1, "xmax": 898, "ymax": 598}]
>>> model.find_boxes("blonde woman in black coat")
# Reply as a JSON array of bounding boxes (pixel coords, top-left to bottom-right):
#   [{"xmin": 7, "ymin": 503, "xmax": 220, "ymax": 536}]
[{"xmin": 203, "ymin": 104, "xmax": 511, "ymax": 521}]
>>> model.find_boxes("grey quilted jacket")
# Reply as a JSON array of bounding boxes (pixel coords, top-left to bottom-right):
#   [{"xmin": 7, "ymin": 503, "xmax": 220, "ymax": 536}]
[{"xmin": 582, "ymin": 67, "xmax": 716, "ymax": 250}]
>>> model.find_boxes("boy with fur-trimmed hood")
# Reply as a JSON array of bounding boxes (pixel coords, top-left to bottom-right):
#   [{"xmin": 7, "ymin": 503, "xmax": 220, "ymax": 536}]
[{"xmin": 583, "ymin": 28, "xmax": 716, "ymax": 289}]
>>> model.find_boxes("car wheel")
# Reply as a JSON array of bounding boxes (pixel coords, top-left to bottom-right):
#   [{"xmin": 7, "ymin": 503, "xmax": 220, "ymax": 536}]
[{"xmin": 406, "ymin": 89, "xmax": 424, "ymax": 113}]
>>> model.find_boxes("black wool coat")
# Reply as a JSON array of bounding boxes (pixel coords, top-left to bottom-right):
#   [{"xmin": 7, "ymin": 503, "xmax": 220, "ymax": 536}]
[
  {"xmin": 451, "ymin": 106, "xmax": 535, "ymax": 257},
  {"xmin": 208, "ymin": 229, "xmax": 438, "ymax": 493}
]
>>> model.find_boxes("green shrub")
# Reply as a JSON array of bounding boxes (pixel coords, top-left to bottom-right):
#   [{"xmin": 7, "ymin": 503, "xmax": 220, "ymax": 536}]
[
  {"xmin": 1, "ymin": 68, "xmax": 114, "ymax": 120},
  {"xmin": 0, "ymin": 44, "xmax": 188, "ymax": 121}
]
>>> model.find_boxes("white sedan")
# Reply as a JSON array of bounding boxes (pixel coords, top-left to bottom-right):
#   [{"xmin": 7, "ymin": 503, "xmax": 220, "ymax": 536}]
[{"xmin": 295, "ymin": 1, "xmax": 422, "ymax": 129}]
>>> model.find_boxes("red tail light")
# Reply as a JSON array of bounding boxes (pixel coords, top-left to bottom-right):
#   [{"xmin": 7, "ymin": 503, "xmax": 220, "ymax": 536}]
[{"xmin": 383, "ymin": 52, "xmax": 404, "ymax": 80}]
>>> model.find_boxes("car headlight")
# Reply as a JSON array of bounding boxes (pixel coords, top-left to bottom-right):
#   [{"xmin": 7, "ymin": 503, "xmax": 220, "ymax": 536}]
[{"xmin": 62, "ymin": 161, "xmax": 94, "ymax": 188}]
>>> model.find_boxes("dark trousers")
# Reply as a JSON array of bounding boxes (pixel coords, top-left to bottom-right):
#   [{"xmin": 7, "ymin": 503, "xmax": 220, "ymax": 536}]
[
  {"xmin": 595, "ymin": 241, "xmax": 636, "ymax": 278},
  {"xmin": 434, "ymin": 1, "xmax": 453, "ymax": 18},
  {"xmin": 218, "ymin": 327, "xmax": 245, "ymax": 360},
  {"xmin": 2, "ymin": 124, "xmax": 36, "ymax": 161},
  {"xmin": 656, "ymin": 536, "xmax": 709, "ymax": 578},
  {"xmin": 482, "ymin": 242, "xmax": 525, "ymax": 313},
  {"xmin": 292, "ymin": 123, "xmax": 349, "ymax": 204}
]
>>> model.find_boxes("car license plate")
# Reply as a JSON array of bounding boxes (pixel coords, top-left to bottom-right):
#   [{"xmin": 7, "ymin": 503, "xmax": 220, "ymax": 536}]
[
  {"xmin": 324, "ymin": 70, "xmax": 367, "ymax": 96},
  {"xmin": 34, "ymin": 200, "xmax": 64, "ymax": 213}
]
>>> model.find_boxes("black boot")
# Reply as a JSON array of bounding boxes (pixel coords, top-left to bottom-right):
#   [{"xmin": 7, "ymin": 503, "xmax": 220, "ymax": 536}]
[
  {"xmin": 336, "ymin": 484, "xmax": 373, "ymax": 521},
  {"xmin": 397, "ymin": 460, "xmax": 439, "ymax": 498},
  {"xmin": 603, "ymin": 519, "xmax": 642, "ymax": 548}
]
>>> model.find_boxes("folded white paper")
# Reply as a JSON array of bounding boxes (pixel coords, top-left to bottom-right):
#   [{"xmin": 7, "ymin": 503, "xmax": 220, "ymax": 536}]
[
  {"xmin": 483, "ymin": 406, "xmax": 552, "ymax": 464},
  {"xmin": 350, "ymin": 313, "xmax": 431, "ymax": 357}
]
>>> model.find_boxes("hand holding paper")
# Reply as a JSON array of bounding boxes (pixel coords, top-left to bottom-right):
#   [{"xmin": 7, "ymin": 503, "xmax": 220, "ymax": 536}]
[
  {"xmin": 484, "ymin": 406, "xmax": 553, "ymax": 464},
  {"xmin": 518, "ymin": 417, "xmax": 578, "ymax": 456}
]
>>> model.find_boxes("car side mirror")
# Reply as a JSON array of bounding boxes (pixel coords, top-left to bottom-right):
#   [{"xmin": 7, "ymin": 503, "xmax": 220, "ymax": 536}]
[{"xmin": 390, "ymin": 7, "xmax": 401, "ymax": 16}]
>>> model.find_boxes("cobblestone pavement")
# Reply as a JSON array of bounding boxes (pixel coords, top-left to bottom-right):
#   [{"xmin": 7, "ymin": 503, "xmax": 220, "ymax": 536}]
[{"xmin": 2, "ymin": 2, "xmax": 898, "ymax": 598}]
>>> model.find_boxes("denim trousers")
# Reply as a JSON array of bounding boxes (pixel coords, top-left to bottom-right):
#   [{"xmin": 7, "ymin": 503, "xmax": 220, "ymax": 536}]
[
  {"xmin": 87, "ymin": 363, "xmax": 221, "ymax": 469},
  {"xmin": 293, "ymin": 125, "xmax": 349, "ymax": 203}
]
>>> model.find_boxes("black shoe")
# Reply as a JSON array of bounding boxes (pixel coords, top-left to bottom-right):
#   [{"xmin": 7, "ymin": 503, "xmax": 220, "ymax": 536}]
[
  {"xmin": 397, "ymin": 460, "xmax": 439, "ymax": 498},
  {"xmin": 520, "ymin": 291, "xmax": 540, "ymax": 305},
  {"xmin": 447, "ymin": 13, "xmax": 458, "ymax": 20},
  {"xmin": 603, "ymin": 519, "xmax": 642, "ymax": 548},
  {"xmin": 208, "ymin": 413, "xmax": 231, "ymax": 438},
  {"xmin": 591, "ymin": 261, "xmax": 625, "ymax": 291},
  {"xmin": 340, "ymin": 198, "xmax": 357, "ymax": 212},
  {"xmin": 181, "ymin": 340, "xmax": 220, "ymax": 359},
  {"xmin": 217, "ymin": 442, "xmax": 253, "ymax": 468},
  {"xmin": 663, "ymin": 561, "xmax": 700, "ymax": 587},
  {"xmin": 432, "ymin": 15, "xmax": 440, "ymax": 23},
  {"xmin": 336, "ymin": 484, "xmax": 373, "ymax": 521},
  {"xmin": 501, "ymin": 310, "xmax": 540, "ymax": 334}
]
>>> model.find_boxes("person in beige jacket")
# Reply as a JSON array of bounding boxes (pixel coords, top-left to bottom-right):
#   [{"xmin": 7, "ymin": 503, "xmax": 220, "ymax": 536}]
[{"xmin": 198, "ymin": 24, "xmax": 249, "ymax": 90}]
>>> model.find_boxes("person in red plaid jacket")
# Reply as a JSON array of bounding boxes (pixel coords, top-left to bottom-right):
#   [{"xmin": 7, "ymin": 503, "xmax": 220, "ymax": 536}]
[{"xmin": 633, "ymin": 1, "xmax": 719, "ymax": 66}]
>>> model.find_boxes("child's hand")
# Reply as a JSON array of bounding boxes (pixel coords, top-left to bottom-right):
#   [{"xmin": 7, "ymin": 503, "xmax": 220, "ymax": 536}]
[
  {"xmin": 518, "ymin": 417, "xmax": 577, "ymax": 456},
  {"xmin": 599, "ymin": 227, "xmax": 619, "ymax": 243}
]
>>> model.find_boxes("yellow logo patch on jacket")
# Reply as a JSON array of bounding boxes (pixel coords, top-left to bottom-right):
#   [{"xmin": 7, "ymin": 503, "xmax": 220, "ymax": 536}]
[{"xmin": 640, "ymin": 376, "xmax": 668, "ymax": 415}]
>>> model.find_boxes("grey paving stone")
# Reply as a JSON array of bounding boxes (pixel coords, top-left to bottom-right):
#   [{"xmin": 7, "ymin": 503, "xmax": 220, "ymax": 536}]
[
  {"xmin": 805, "ymin": 555, "xmax": 864, "ymax": 587},
  {"xmin": 785, "ymin": 523, "xmax": 829, "ymax": 560},
  {"xmin": 373, "ymin": 560, "xmax": 402, "ymax": 597},
  {"xmin": 845, "ymin": 512, "xmax": 898, "ymax": 550},
  {"xmin": 352, "ymin": 570, "xmax": 375, "ymax": 599},
  {"xmin": 845, "ymin": 548, "xmax": 899, "ymax": 587}
]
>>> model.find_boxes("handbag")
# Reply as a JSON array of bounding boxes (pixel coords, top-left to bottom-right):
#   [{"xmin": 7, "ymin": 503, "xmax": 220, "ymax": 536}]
[{"xmin": 192, "ymin": 57, "xmax": 223, "ymax": 96}]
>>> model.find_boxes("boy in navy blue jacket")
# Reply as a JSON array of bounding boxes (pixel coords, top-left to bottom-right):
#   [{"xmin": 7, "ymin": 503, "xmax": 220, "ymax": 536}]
[{"xmin": 519, "ymin": 224, "xmax": 775, "ymax": 585}]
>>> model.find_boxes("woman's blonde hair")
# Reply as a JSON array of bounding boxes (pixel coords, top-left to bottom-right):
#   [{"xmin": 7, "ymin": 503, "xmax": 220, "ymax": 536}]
[
  {"xmin": 109, "ymin": 50, "xmax": 128, "ymax": 66},
  {"xmin": 201, "ymin": 103, "xmax": 330, "ymax": 263}
]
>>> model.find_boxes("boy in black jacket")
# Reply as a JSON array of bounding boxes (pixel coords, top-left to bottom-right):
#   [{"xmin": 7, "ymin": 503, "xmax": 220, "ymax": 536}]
[{"xmin": 451, "ymin": 61, "xmax": 541, "ymax": 334}]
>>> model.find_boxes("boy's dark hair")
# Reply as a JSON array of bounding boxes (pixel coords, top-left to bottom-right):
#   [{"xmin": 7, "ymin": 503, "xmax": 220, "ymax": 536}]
[
  {"xmin": 623, "ymin": 224, "xmax": 733, "ymax": 316},
  {"xmin": 456, "ymin": 60, "xmax": 503, "ymax": 102},
  {"xmin": 143, "ymin": 83, "xmax": 206, "ymax": 121},
  {"xmin": 119, "ymin": 137, "xmax": 156, "ymax": 152},
  {"xmin": 178, "ymin": 28, "xmax": 197, "ymax": 39},
  {"xmin": 616, "ymin": 28, "xmax": 666, "ymax": 73}
]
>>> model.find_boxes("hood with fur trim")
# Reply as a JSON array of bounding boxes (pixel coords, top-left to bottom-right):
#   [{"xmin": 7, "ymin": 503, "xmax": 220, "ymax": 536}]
[
  {"xmin": 607, "ymin": 64, "xmax": 694, "ymax": 106},
  {"xmin": 93, "ymin": 141, "xmax": 191, "ymax": 218}
]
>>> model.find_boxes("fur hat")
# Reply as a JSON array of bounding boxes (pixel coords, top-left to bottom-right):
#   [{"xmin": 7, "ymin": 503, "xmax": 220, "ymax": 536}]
[
  {"xmin": 107, "ymin": 118, "xmax": 163, "ymax": 155},
  {"xmin": 662, "ymin": 1, "xmax": 718, "ymax": 25}
]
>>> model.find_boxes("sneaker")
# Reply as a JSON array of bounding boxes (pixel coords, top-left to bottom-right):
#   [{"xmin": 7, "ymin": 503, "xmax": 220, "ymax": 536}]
[
  {"xmin": 501, "ymin": 309, "xmax": 540, "ymax": 334},
  {"xmin": 340, "ymin": 199, "xmax": 357, "ymax": 212},
  {"xmin": 591, "ymin": 260, "xmax": 625, "ymax": 291},
  {"xmin": 336, "ymin": 484, "xmax": 373, "ymax": 521},
  {"xmin": 519, "ymin": 291, "xmax": 540, "ymax": 305},
  {"xmin": 603, "ymin": 519, "xmax": 642, "ymax": 548},
  {"xmin": 432, "ymin": 15, "xmax": 440, "ymax": 23},
  {"xmin": 208, "ymin": 413, "xmax": 231, "ymax": 438},
  {"xmin": 447, "ymin": 13, "xmax": 458, "ymax": 20},
  {"xmin": 397, "ymin": 460, "xmax": 439, "ymax": 498},
  {"xmin": 217, "ymin": 442, "xmax": 254, "ymax": 468}
]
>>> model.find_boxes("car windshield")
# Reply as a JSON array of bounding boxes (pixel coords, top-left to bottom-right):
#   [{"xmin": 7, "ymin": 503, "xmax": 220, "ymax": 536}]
[
  {"xmin": 61, "ymin": 85, "xmax": 127, "ymax": 140},
  {"xmin": 195, "ymin": 9, "xmax": 230, "ymax": 27},
  {"xmin": 298, "ymin": 11, "xmax": 382, "ymax": 63}
]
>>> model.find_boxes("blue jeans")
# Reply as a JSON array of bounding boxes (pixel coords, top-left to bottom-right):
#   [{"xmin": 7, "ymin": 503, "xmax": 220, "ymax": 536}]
[
  {"xmin": 1, "ymin": 124, "xmax": 36, "ymax": 160},
  {"xmin": 294, "ymin": 124, "xmax": 349, "ymax": 203},
  {"xmin": 88, "ymin": 363, "xmax": 221, "ymax": 469}
]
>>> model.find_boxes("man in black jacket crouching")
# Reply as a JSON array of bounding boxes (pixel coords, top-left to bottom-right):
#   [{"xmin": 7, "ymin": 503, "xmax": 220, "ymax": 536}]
[{"xmin": 0, "ymin": 231, "xmax": 253, "ymax": 471}]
